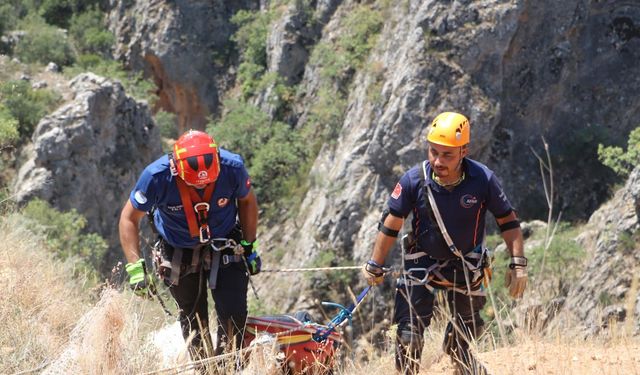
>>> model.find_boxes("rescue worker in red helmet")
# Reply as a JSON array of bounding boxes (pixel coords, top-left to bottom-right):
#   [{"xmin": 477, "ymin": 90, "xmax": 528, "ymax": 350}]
[
  {"xmin": 362, "ymin": 112, "xmax": 527, "ymax": 374},
  {"xmin": 119, "ymin": 130, "xmax": 260, "ymax": 363}
]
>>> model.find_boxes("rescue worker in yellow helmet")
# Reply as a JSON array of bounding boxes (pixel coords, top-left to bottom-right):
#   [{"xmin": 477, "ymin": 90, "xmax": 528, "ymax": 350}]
[{"xmin": 362, "ymin": 112, "xmax": 527, "ymax": 374}]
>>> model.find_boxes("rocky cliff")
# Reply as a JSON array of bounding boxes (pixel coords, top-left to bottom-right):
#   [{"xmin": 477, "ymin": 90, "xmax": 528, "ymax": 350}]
[
  {"xmin": 13, "ymin": 73, "xmax": 161, "ymax": 267},
  {"xmin": 561, "ymin": 166, "xmax": 640, "ymax": 335},
  {"xmin": 12, "ymin": 0, "xmax": 639, "ymax": 317},
  {"xmin": 108, "ymin": 0, "xmax": 259, "ymax": 132}
]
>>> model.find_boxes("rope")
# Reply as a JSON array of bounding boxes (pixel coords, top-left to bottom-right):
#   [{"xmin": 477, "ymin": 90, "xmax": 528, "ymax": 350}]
[
  {"xmin": 140, "ymin": 346, "xmax": 255, "ymax": 375},
  {"xmin": 259, "ymin": 265, "xmax": 362, "ymax": 273}
]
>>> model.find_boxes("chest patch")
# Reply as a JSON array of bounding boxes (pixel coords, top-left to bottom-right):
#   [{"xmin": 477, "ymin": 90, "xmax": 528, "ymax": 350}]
[
  {"xmin": 167, "ymin": 204, "xmax": 183, "ymax": 212},
  {"xmin": 460, "ymin": 194, "xmax": 478, "ymax": 208},
  {"xmin": 217, "ymin": 197, "xmax": 229, "ymax": 207}
]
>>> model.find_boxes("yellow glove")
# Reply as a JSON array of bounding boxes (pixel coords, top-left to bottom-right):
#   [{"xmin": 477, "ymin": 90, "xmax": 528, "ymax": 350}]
[
  {"xmin": 505, "ymin": 256, "xmax": 528, "ymax": 299},
  {"xmin": 362, "ymin": 260, "xmax": 387, "ymax": 286}
]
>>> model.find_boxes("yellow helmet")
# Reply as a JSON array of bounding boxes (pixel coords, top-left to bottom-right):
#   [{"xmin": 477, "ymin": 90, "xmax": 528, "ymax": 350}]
[{"xmin": 426, "ymin": 112, "xmax": 470, "ymax": 147}]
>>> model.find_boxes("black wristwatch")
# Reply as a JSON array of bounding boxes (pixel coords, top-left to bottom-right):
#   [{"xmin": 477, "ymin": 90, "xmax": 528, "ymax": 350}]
[{"xmin": 509, "ymin": 256, "xmax": 528, "ymax": 269}]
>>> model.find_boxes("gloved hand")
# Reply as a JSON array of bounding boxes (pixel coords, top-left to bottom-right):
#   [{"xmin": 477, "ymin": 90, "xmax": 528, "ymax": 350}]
[
  {"xmin": 505, "ymin": 257, "xmax": 528, "ymax": 299},
  {"xmin": 241, "ymin": 240, "xmax": 261, "ymax": 275},
  {"xmin": 125, "ymin": 259, "xmax": 155, "ymax": 298},
  {"xmin": 362, "ymin": 260, "xmax": 387, "ymax": 286}
]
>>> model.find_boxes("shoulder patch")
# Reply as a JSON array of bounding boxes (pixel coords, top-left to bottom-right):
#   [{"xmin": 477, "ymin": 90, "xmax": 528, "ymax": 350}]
[
  {"xmin": 134, "ymin": 190, "xmax": 147, "ymax": 205},
  {"xmin": 391, "ymin": 183, "xmax": 402, "ymax": 199}
]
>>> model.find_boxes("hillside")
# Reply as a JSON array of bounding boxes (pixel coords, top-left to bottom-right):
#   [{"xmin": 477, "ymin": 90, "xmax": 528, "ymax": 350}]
[{"xmin": 1, "ymin": 0, "xmax": 640, "ymax": 374}]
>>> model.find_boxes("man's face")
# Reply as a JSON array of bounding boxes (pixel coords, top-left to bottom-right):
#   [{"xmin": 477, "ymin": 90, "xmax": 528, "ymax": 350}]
[{"xmin": 427, "ymin": 142, "xmax": 467, "ymax": 178}]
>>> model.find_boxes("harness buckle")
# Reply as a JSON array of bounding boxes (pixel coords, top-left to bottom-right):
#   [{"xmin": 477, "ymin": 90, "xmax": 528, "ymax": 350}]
[
  {"xmin": 199, "ymin": 225, "xmax": 211, "ymax": 243},
  {"xmin": 405, "ymin": 267, "xmax": 430, "ymax": 284},
  {"xmin": 194, "ymin": 202, "xmax": 210, "ymax": 222},
  {"xmin": 222, "ymin": 254, "xmax": 230, "ymax": 265},
  {"xmin": 210, "ymin": 238, "xmax": 237, "ymax": 252}
]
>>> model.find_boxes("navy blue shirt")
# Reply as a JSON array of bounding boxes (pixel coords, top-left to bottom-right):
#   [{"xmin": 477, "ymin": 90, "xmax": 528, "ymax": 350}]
[
  {"xmin": 388, "ymin": 158, "xmax": 513, "ymax": 260},
  {"xmin": 129, "ymin": 149, "xmax": 251, "ymax": 248}
]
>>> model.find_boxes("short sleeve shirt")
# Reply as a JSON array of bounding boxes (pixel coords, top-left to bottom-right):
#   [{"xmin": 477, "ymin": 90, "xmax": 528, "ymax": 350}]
[
  {"xmin": 387, "ymin": 158, "xmax": 514, "ymax": 260},
  {"xmin": 129, "ymin": 148, "xmax": 251, "ymax": 248}
]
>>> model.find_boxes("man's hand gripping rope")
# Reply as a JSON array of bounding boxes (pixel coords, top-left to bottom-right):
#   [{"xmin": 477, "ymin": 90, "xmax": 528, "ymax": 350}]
[{"xmin": 362, "ymin": 259, "xmax": 391, "ymax": 286}]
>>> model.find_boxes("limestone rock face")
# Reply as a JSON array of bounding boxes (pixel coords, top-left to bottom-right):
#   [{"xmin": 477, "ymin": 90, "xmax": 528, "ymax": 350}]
[
  {"xmin": 108, "ymin": 0, "xmax": 258, "ymax": 132},
  {"xmin": 244, "ymin": 0, "xmax": 640, "ymax": 316},
  {"xmin": 94, "ymin": 0, "xmax": 640, "ymax": 314},
  {"xmin": 13, "ymin": 73, "xmax": 161, "ymax": 264},
  {"xmin": 562, "ymin": 166, "xmax": 640, "ymax": 334}
]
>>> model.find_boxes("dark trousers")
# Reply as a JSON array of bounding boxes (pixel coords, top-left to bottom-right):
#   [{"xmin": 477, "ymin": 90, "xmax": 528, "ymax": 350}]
[
  {"xmin": 168, "ymin": 262, "xmax": 249, "ymax": 359},
  {"xmin": 393, "ymin": 265, "xmax": 486, "ymax": 374}
]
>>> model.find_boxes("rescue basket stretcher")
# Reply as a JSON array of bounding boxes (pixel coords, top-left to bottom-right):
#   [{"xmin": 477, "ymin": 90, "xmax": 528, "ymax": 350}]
[{"xmin": 243, "ymin": 313, "xmax": 343, "ymax": 374}]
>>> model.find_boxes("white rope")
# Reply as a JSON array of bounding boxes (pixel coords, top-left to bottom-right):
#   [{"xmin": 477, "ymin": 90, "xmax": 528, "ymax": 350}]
[{"xmin": 259, "ymin": 265, "xmax": 362, "ymax": 273}]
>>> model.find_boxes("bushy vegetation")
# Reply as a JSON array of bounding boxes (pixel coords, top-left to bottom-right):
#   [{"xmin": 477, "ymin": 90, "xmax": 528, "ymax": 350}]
[
  {"xmin": 485, "ymin": 222, "xmax": 584, "ymax": 318},
  {"xmin": 155, "ymin": 110, "xmax": 178, "ymax": 139},
  {"xmin": 68, "ymin": 5, "xmax": 114, "ymax": 56},
  {"xmin": 310, "ymin": 5, "xmax": 383, "ymax": 82},
  {"xmin": 598, "ymin": 126, "xmax": 640, "ymax": 178},
  {"xmin": 21, "ymin": 199, "xmax": 108, "ymax": 278},
  {"xmin": 65, "ymin": 56, "xmax": 156, "ymax": 103},
  {"xmin": 207, "ymin": 99, "xmax": 307, "ymax": 205},
  {"xmin": 0, "ymin": 79, "xmax": 61, "ymax": 140},
  {"xmin": 0, "ymin": 105, "xmax": 20, "ymax": 148},
  {"xmin": 303, "ymin": 3, "xmax": 383, "ymax": 148},
  {"xmin": 231, "ymin": 8, "xmax": 274, "ymax": 98},
  {"xmin": 13, "ymin": 14, "xmax": 75, "ymax": 66},
  {"xmin": 2, "ymin": 0, "xmax": 115, "ymax": 65},
  {"xmin": 215, "ymin": 3, "xmax": 383, "ymax": 216}
]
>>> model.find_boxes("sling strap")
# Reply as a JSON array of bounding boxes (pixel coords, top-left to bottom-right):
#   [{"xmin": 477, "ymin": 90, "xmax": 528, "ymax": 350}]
[
  {"xmin": 399, "ymin": 161, "xmax": 491, "ymax": 296},
  {"xmin": 170, "ymin": 152, "xmax": 216, "ymax": 243}
]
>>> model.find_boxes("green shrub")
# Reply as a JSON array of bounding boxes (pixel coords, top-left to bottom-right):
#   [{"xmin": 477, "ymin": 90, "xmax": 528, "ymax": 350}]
[
  {"xmin": 231, "ymin": 8, "xmax": 273, "ymax": 69},
  {"xmin": 0, "ymin": 1, "xmax": 29, "ymax": 36},
  {"xmin": 310, "ymin": 4, "xmax": 383, "ymax": 81},
  {"xmin": 154, "ymin": 110, "xmax": 178, "ymax": 139},
  {"xmin": 38, "ymin": 0, "xmax": 103, "ymax": 28},
  {"xmin": 598, "ymin": 126, "xmax": 640, "ymax": 178},
  {"xmin": 69, "ymin": 6, "xmax": 114, "ymax": 55},
  {"xmin": 0, "ymin": 105, "xmax": 19, "ymax": 148},
  {"xmin": 66, "ymin": 55, "xmax": 157, "ymax": 104},
  {"xmin": 14, "ymin": 14, "xmax": 75, "ymax": 66},
  {"xmin": 487, "ymin": 222, "xmax": 584, "ymax": 305},
  {"xmin": 207, "ymin": 99, "xmax": 307, "ymax": 204},
  {"xmin": 21, "ymin": 199, "xmax": 108, "ymax": 276},
  {"xmin": 0, "ymin": 79, "xmax": 61, "ymax": 139}
]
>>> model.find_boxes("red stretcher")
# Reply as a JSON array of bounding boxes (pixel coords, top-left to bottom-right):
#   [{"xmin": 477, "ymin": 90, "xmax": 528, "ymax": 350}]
[{"xmin": 243, "ymin": 313, "xmax": 343, "ymax": 374}]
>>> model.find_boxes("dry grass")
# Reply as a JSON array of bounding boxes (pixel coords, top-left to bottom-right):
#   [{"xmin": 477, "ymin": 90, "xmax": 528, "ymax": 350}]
[
  {"xmin": 0, "ymin": 214, "xmax": 89, "ymax": 373},
  {"xmin": 2, "ymin": 211, "xmax": 640, "ymax": 374}
]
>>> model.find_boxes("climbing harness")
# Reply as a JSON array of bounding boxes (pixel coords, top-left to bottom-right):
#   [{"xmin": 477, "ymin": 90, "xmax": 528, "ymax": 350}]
[
  {"xmin": 396, "ymin": 161, "xmax": 492, "ymax": 296},
  {"xmin": 170, "ymin": 153, "xmax": 216, "ymax": 243}
]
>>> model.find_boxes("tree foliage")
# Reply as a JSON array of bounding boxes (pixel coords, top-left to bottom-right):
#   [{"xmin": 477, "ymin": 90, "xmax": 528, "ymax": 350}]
[
  {"xmin": 69, "ymin": 5, "xmax": 114, "ymax": 56},
  {"xmin": 0, "ymin": 105, "xmax": 19, "ymax": 148},
  {"xmin": 598, "ymin": 126, "xmax": 640, "ymax": 178},
  {"xmin": 0, "ymin": 79, "xmax": 61, "ymax": 139},
  {"xmin": 207, "ymin": 100, "xmax": 307, "ymax": 204},
  {"xmin": 13, "ymin": 14, "xmax": 75, "ymax": 66}
]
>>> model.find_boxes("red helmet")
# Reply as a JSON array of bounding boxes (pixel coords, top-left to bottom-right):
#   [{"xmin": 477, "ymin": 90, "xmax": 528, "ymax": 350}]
[{"xmin": 173, "ymin": 130, "xmax": 220, "ymax": 185}]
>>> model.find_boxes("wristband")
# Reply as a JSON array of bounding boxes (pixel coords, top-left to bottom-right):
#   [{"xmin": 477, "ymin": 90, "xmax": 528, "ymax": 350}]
[{"xmin": 509, "ymin": 256, "xmax": 527, "ymax": 269}]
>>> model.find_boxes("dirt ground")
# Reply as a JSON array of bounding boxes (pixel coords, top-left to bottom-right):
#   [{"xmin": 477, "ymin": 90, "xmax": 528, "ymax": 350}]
[{"xmin": 422, "ymin": 340, "xmax": 640, "ymax": 375}]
